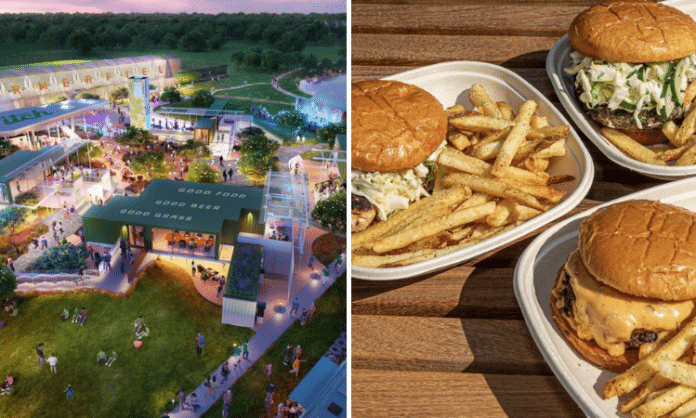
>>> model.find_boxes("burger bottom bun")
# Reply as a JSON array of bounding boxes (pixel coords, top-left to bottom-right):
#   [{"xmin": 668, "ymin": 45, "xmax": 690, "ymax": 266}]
[
  {"xmin": 550, "ymin": 269, "xmax": 638, "ymax": 373},
  {"xmin": 619, "ymin": 129, "xmax": 668, "ymax": 146}
]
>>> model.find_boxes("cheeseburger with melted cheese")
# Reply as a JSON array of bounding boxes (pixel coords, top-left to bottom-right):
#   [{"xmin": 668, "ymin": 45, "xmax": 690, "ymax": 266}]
[{"xmin": 551, "ymin": 200, "xmax": 696, "ymax": 372}]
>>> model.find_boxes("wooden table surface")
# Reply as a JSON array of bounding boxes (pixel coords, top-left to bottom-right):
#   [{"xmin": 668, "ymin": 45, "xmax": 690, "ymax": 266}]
[{"xmin": 351, "ymin": 1, "xmax": 669, "ymax": 416}]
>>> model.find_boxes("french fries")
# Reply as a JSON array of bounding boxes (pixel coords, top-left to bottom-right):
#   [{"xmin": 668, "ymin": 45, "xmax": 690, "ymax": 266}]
[
  {"xmin": 351, "ymin": 84, "xmax": 572, "ymax": 268},
  {"xmin": 600, "ymin": 316, "xmax": 696, "ymax": 417}
]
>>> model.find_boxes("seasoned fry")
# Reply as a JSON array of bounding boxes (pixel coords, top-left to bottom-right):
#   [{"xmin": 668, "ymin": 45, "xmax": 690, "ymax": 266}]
[
  {"xmin": 603, "ymin": 316, "xmax": 696, "ymax": 399},
  {"xmin": 470, "ymin": 84, "xmax": 502, "ymax": 118},
  {"xmin": 660, "ymin": 138, "xmax": 696, "ymax": 162},
  {"xmin": 664, "ymin": 120, "xmax": 680, "ymax": 143},
  {"xmin": 438, "ymin": 148, "xmax": 488, "ymax": 175},
  {"xmin": 504, "ymin": 165, "xmax": 550, "ymax": 185},
  {"xmin": 499, "ymin": 177, "xmax": 565, "ymax": 203},
  {"xmin": 659, "ymin": 358, "xmax": 696, "ymax": 389},
  {"xmin": 531, "ymin": 138, "xmax": 566, "ymax": 159},
  {"xmin": 530, "ymin": 113, "xmax": 549, "ymax": 129},
  {"xmin": 670, "ymin": 395, "xmax": 696, "ymax": 418},
  {"xmin": 524, "ymin": 156, "xmax": 549, "ymax": 172},
  {"xmin": 491, "ymin": 122, "xmax": 529, "ymax": 177},
  {"xmin": 472, "ymin": 140, "xmax": 502, "ymax": 160},
  {"xmin": 369, "ymin": 201, "xmax": 496, "ymax": 254},
  {"xmin": 675, "ymin": 141, "xmax": 696, "ymax": 166},
  {"xmin": 675, "ymin": 105, "xmax": 696, "ymax": 147},
  {"xmin": 448, "ymin": 131, "xmax": 471, "ymax": 151},
  {"xmin": 352, "ymin": 249, "xmax": 437, "ymax": 268},
  {"xmin": 528, "ymin": 125, "xmax": 570, "ymax": 140},
  {"xmin": 497, "ymin": 101, "xmax": 515, "ymax": 120},
  {"xmin": 443, "ymin": 173, "xmax": 545, "ymax": 211},
  {"xmin": 446, "ymin": 104, "xmax": 466, "ymax": 116},
  {"xmin": 352, "ymin": 187, "xmax": 470, "ymax": 249},
  {"xmin": 600, "ymin": 128, "xmax": 667, "ymax": 165},
  {"xmin": 632, "ymin": 385, "xmax": 696, "ymax": 418},
  {"xmin": 486, "ymin": 201, "xmax": 512, "ymax": 227},
  {"xmin": 473, "ymin": 128, "xmax": 511, "ymax": 149},
  {"xmin": 685, "ymin": 79, "xmax": 696, "ymax": 109},
  {"xmin": 449, "ymin": 114, "xmax": 515, "ymax": 132},
  {"xmin": 620, "ymin": 374, "xmax": 674, "ymax": 413},
  {"xmin": 514, "ymin": 99, "xmax": 537, "ymax": 125}
]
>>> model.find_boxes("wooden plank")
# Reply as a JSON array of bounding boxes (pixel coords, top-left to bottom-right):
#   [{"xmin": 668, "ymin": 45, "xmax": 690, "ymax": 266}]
[
  {"xmin": 351, "ymin": 369, "xmax": 586, "ymax": 418},
  {"xmin": 352, "ymin": 316, "xmax": 551, "ymax": 374},
  {"xmin": 352, "ymin": 34, "xmax": 557, "ymax": 67},
  {"xmin": 352, "ymin": 4, "xmax": 583, "ymax": 36},
  {"xmin": 352, "ymin": 267, "xmax": 521, "ymax": 318},
  {"xmin": 352, "ymin": 0, "xmax": 598, "ymax": 5}
]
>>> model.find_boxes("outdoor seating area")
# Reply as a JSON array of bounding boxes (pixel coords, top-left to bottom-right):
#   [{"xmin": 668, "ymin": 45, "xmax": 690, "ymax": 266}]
[
  {"xmin": 265, "ymin": 219, "xmax": 291, "ymax": 241},
  {"xmin": 151, "ymin": 228, "xmax": 217, "ymax": 258},
  {"xmin": 313, "ymin": 177, "xmax": 344, "ymax": 202}
]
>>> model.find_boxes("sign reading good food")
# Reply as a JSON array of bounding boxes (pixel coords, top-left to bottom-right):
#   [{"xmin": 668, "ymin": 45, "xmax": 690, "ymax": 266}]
[{"xmin": 177, "ymin": 187, "xmax": 247, "ymax": 199}]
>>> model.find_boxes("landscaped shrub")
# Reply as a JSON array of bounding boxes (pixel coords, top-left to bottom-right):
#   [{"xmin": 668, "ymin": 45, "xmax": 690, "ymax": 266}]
[
  {"xmin": 0, "ymin": 207, "xmax": 26, "ymax": 233},
  {"xmin": 27, "ymin": 243, "xmax": 89, "ymax": 273},
  {"xmin": 13, "ymin": 191, "xmax": 40, "ymax": 207}
]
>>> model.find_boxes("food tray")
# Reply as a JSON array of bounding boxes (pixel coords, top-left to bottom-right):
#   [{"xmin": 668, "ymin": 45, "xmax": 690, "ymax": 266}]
[
  {"xmin": 351, "ymin": 61, "xmax": 594, "ymax": 280},
  {"xmin": 546, "ymin": 0, "xmax": 696, "ymax": 180},
  {"xmin": 514, "ymin": 176, "xmax": 696, "ymax": 418}
]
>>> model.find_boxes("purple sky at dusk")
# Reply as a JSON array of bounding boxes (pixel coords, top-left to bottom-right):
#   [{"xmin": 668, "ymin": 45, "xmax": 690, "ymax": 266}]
[{"xmin": 0, "ymin": 0, "xmax": 346, "ymax": 15}]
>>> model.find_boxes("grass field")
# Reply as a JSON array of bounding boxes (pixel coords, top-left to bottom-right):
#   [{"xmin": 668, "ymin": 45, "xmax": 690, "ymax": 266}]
[
  {"xmin": 202, "ymin": 273, "xmax": 346, "ymax": 418},
  {"xmin": 0, "ymin": 260, "xmax": 254, "ymax": 418}
]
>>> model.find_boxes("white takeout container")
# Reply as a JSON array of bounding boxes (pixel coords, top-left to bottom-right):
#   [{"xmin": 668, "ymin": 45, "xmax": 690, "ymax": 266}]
[
  {"xmin": 351, "ymin": 61, "xmax": 594, "ymax": 280},
  {"xmin": 546, "ymin": 0, "xmax": 696, "ymax": 180},
  {"xmin": 514, "ymin": 176, "xmax": 696, "ymax": 418}
]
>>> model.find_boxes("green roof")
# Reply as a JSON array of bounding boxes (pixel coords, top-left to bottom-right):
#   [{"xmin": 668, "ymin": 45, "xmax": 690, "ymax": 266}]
[
  {"xmin": 205, "ymin": 100, "xmax": 228, "ymax": 117},
  {"xmin": 193, "ymin": 118, "xmax": 216, "ymax": 130},
  {"xmin": 225, "ymin": 243, "xmax": 262, "ymax": 300},
  {"xmin": 0, "ymin": 144, "xmax": 87, "ymax": 183},
  {"xmin": 0, "ymin": 99, "xmax": 108, "ymax": 136},
  {"xmin": 82, "ymin": 179, "xmax": 264, "ymax": 234}
]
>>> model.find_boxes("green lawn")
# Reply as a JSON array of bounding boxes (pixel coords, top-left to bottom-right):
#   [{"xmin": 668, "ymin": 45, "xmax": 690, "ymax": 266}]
[
  {"xmin": 202, "ymin": 273, "xmax": 346, "ymax": 418},
  {"xmin": 0, "ymin": 260, "xmax": 254, "ymax": 418}
]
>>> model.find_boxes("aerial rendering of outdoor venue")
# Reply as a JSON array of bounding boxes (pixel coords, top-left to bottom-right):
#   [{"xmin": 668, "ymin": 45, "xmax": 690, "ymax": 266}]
[{"xmin": 0, "ymin": 3, "xmax": 346, "ymax": 418}]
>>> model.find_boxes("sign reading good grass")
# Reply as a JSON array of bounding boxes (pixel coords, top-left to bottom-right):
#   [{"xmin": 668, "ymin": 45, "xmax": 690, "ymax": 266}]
[{"xmin": 225, "ymin": 243, "xmax": 262, "ymax": 300}]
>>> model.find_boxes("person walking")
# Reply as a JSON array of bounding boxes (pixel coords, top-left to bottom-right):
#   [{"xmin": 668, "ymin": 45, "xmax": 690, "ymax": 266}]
[
  {"xmin": 71, "ymin": 307, "xmax": 79, "ymax": 323},
  {"xmin": 289, "ymin": 358, "xmax": 305, "ymax": 376},
  {"xmin": 36, "ymin": 343, "xmax": 45, "ymax": 366},
  {"xmin": 177, "ymin": 388, "xmax": 186, "ymax": 412},
  {"xmin": 48, "ymin": 353, "xmax": 58, "ymax": 374},
  {"xmin": 6, "ymin": 257, "xmax": 14, "ymax": 272},
  {"xmin": 78, "ymin": 308, "xmax": 88, "ymax": 325},
  {"xmin": 220, "ymin": 361, "xmax": 230, "ymax": 383},
  {"xmin": 133, "ymin": 316, "xmax": 144, "ymax": 334},
  {"xmin": 308, "ymin": 254, "xmax": 315, "ymax": 269},
  {"xmin": 222, "ymin": 389, "xmax": 233, "ymax": 418},
  {"xmin": 243, "ymin": 341, "xmax": 249, "ymax": 360},
  {"xmin": 97, "ymin": 350, "xmax": 107, "ymax": 365},
  {"xmin": 307, "ymin": 303, "xmax": 316, "ymax": 322},
  {"xmin": 283, "ymin": 345, "xmax": 292, "ymax": 366},
  {"xmin": 64, "ymin": 385, "xmax": 74, "ymax": 402},
  {"xmin": 264, "ymin": 363, "xmax": 272, "ymax": 379},
  {"xmin": 191, "ymin": 261, "xmax": 196, "ymax": 277},
  {"xmin": 290, "ymin": 297, "xmax": 300, "ymax": 316},
  {"xmin": 196, "ymin": 333, "xmax": 205, "ymax": 356},
  {"xmin": 228, "ymin": 168, "xmax": 233, "ymax": 179},
  {"xmin": 265, "ymin": 382, "xmax": 276, "ymax": 414},
  {"xmin": 216, "ymin": 280, "xmax": 224, "ymax": 303},
  {"xmin": 292, "ymin": 345, "xmax": 303, "ymax": 364},
  {"xmin": 106, "ymin": 350, "xmax": 118, "ymax": 367},
  {"xmin": 222, "ymin": 170, "xmax": 227, "ymax": 182}
]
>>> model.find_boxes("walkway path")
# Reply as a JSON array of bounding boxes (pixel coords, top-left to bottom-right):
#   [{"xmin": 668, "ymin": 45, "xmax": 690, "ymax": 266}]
[{"xmin": 167, "ymin": 253, "xmax": 346, "ymax": 418}]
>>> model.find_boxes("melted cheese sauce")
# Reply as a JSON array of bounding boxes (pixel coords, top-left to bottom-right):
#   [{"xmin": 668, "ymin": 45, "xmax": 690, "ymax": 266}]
[{"xmin": 562, "ymin": 250, "xmax": 694, "ymax": 357}]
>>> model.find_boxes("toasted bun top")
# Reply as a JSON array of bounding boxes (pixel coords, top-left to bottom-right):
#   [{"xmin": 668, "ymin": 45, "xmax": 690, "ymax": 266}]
[
  {"xmin": 578, "ymin": 200, "xmax": 696, "ymax": 301},
  {"xmin": 568, "ymin": 0, "xmax": 696, "ymax": 63},
  {"xmin": 352, "ymin": 80, "xmax": 447, "ymax": 173}
]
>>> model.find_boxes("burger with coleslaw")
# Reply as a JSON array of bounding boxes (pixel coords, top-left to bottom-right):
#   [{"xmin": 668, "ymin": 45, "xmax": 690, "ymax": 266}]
[
  {"xmin": 565, "ymin": 0, "xmax": 696, "ymax": 144},
  {"xmin": 351, "ymin": 79, "xmax": 448, "ymax": 231}
]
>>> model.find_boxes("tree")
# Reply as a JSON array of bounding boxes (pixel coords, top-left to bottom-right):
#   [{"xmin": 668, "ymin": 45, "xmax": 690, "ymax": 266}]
[
  {"xmin": 185, "ymin": 160, "xmax": 220, "ymax": 183},
  {"xmin": 316, "ymin": 123, "xmax": 346, "ymax": 149},
  {"xmin": 243, "ymin": 46, "xmax": 263, "ymax": 69},
  {"xmin": 176, "ymin": 139, "xmax": 211, "ymax": 159},
  {"xmin": 237, "ymin": 151, "xmax": 279, "ymax": 185},
  {"xmin": 117, "ymin": 126, "xmax": 152, "ymax": 148},
  {"xmin": 237, "ymin": 126, "xmax": 266, "ymax": 141},
  {"xmin": 161, "ymin": 32, "xmax": 178, "ymax": 49},
  {"xmin": 302, "ymin": 54, "xmax": 318, "ymax": 71},
  {"xmin": 68, "ymin": 29, "xmax": 96, "ymax": 54},
  {"xmin": 78, "ymin": 92, "xmax": 100, "ymax": 100},
  {"xmin": 0, "ymin": 138, "xmax": 18, "ymax": 159},
  {"xmin": 279, "ymin": 112, "xmax": 305, "ymax": 140},
  {"xmin": 110, "ymin": 86, "xmax": 129, "ymax": 102},
  {"xmin": 0, "ymin": 265, "xmax": 16, "ymax": 299},
  {"xmin": 274, "ymin": 30, "xmax": 306, "ymax": 54},
  {"xmin": 312, "ymin": 190, "xmax": 346, "ymax": 235},
  {"xmin": 179, "ymin": 29, "xmax": 208, "ymax": 52},
  {"xmin": 192, "ymin": 89, "xmax": 215, "ymax": 108},
  {"xmin": 160, "ymin": 86, "xmax": 182, "ymax": 104},
  {"xmin": 130, "ymin": 152, "xmax": 171, "ymax": 180},
  {"xmin": 239, "ymin": 134, "xmax": 279, "ymax": 157},
  {"xmin": 176, "ymin": 71, "xmax": 199, "ymax": 86},
  {"xmin": 261, "ymin": 49, "xmax": 283, "ymax": 72}
]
